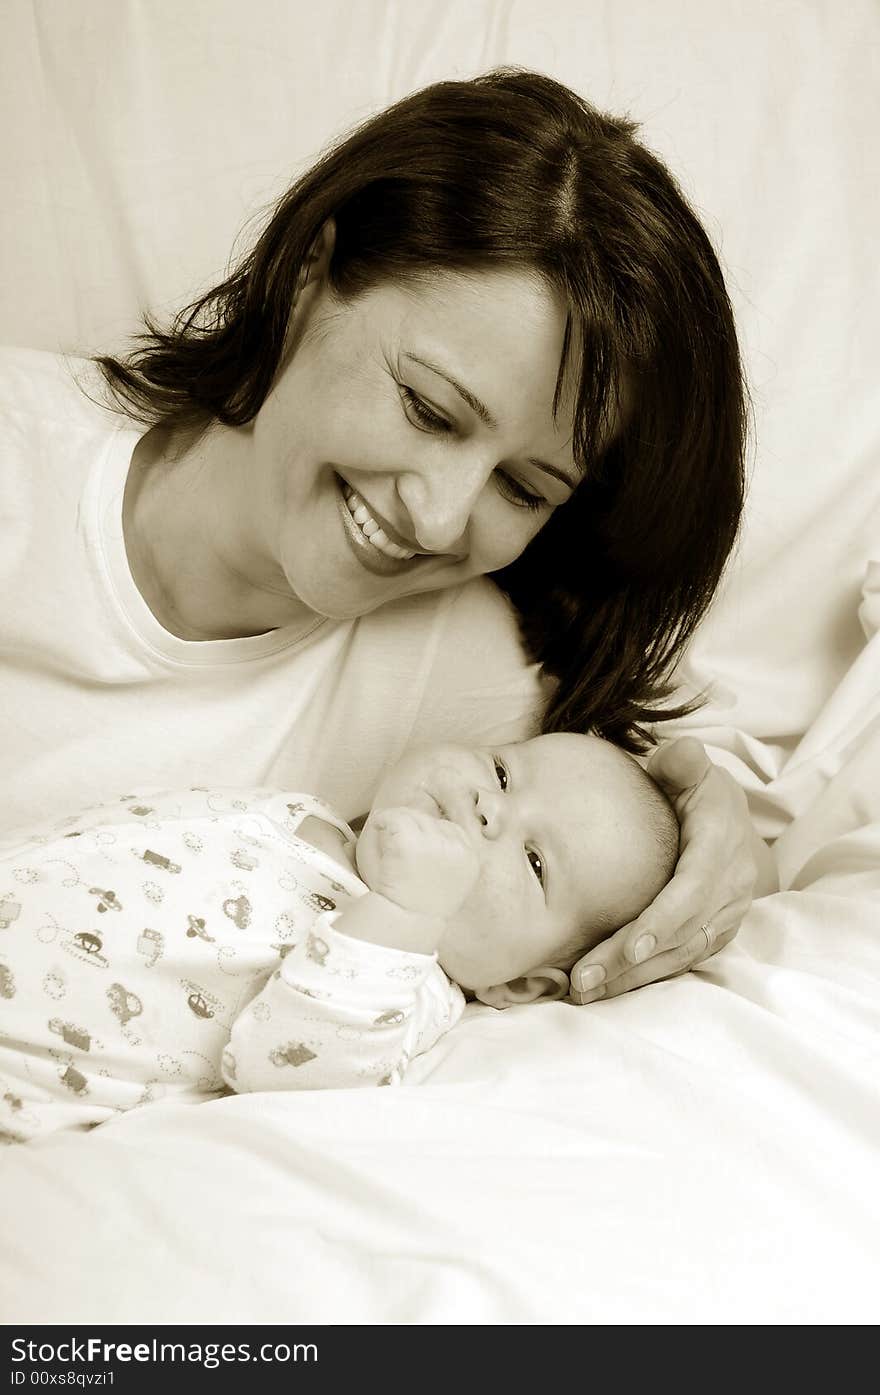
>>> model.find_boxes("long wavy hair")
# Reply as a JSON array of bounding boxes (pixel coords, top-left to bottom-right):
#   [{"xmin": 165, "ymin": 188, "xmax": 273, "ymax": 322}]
[{"xmin": 94, "ymin": 68, "xmax": 748, "ymax": 751}]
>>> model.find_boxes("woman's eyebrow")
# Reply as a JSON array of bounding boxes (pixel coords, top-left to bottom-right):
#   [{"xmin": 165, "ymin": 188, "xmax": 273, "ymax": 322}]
[
  {"xmin": 403, "ymin": 351, "xmax": 497, "ymax": 427},
  {"xmin": 402, "ymin": 351, "xmax": 580, "ymax": 490}
]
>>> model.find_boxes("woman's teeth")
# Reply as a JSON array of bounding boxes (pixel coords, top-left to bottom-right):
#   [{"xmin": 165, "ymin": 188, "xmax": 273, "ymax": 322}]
[{"xmin": 343, "ymin": 486, "xmax": 417, "ymax": 560}]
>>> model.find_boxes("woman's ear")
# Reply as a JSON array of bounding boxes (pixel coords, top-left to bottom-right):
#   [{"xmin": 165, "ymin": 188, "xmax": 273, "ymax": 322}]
[
  {"xmin": 299, "ymin": 218, "xmax": 336, "ymax": 290},
  {"xmin": 473, "ymin": 967, "xmax": 570, "ymax": 1010},
  {"xmin": 284, "ymin": 219, "xmax": 337, "ymax": 361}
]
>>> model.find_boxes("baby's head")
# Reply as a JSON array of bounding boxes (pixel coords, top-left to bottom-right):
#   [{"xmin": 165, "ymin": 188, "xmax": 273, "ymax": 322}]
[{"xmin": 360, "ymin": 732, "xmax": 678, "ymax": 1006}]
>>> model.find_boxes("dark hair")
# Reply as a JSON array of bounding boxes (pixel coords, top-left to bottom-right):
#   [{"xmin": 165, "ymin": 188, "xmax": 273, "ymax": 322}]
[{"xmin": 94, "ymin": 67, "xmax": 747, "ymax": 751}]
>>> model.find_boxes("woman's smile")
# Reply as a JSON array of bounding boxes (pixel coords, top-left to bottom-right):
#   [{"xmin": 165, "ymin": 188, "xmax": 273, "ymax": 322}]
[
  {"xmin": 338, "ymin": 478, "xmax": 420, "ymax": 564},
  {"xmin": 336, "ymin": 477, "xmax": 419, "ymax": 575},
  {"xmin": 343, "ymin": 484, "xmax": 418, "ymax": 559},
  {"xmin": 251, "ymin": 267, "xmax": 578, "ymax": 622}
]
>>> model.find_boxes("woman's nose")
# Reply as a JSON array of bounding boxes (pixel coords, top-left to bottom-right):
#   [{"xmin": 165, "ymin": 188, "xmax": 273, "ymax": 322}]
[
  {"xmin": 397, "ymin": 455, "xmax": 493, "ymax": 555},
  {"xmin": 473, "ymin": 787, "xmax": 505, "ymax": 839}
]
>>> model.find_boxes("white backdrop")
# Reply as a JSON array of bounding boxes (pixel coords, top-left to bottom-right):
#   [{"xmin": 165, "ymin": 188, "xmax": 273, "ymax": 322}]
[{"xmin": 3, "ymin": 0, "xmax": 878, "ymax": 768}]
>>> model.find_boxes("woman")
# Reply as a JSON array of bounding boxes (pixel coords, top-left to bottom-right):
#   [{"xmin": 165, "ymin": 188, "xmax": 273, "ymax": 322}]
[{"xmin": 0, "ymin": 69, "xmax": 762, "ymax": 1003}]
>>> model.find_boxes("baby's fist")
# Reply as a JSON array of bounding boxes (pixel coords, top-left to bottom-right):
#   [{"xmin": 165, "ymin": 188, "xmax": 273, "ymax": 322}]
[{"xmin": 356, "ymin": 807, "xmax": 479, "ymax": 918}]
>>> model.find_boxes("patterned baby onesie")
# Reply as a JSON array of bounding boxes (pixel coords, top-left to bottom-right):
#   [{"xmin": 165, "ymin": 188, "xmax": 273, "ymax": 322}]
[{"xmin": 0, "ymin": 788, "xmax": 464, "ymax": 1143}]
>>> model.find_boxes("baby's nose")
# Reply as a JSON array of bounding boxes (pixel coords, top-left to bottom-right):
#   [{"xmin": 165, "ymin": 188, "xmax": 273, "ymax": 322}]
[{"xmin": 473, "ymin": 787, "xmax": 505, "ymax": 839}]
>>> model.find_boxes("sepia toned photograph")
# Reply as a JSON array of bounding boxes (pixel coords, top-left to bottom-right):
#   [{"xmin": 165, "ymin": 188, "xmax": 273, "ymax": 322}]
[{"xmin": 1, "ymin": 0, "xmax": 878, "ymax": 1334}]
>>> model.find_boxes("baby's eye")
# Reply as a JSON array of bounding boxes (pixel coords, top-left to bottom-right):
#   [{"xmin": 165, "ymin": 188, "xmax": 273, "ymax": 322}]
[
  {"xmin": 493, "ymin": 758, "xmax": 509, "ymax": 792},
  {"xmin": 526, "ymin": 848, "xmax": 545, "ymax": 887}
]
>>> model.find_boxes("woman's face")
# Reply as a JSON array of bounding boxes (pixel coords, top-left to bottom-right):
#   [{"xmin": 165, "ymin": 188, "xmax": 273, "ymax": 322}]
[{"xmin": 248, "ymin": 264, "xmax": 582, "ymax": 620}]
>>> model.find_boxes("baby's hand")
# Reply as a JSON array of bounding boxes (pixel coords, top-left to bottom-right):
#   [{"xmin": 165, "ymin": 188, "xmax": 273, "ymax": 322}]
[{"xmin": 357, "ymin": 807, "xmax": 480, "ymax": 919}]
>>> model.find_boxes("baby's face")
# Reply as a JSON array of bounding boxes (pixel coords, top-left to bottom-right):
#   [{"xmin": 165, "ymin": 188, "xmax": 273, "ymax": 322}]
[{"xmin": 364, "ymin": 732, "xmax": 667, "ymax": 991}]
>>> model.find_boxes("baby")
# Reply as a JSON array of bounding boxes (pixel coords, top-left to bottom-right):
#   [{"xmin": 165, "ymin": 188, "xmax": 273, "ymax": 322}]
[{"xmin": 0, "ymin": 733, "xmax": 677, "ymax": 1143}]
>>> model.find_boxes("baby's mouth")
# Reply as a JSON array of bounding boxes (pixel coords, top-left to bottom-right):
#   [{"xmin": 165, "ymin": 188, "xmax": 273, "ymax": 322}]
[
  {"xmin": 420, "ymin": 789, "xmax": 447, "ymax": 818},
  {"xmin": 423, "ymin": 785, "xmax": 474, "ymax": 831},
  {"xmin": 414, "ymin": 786, "xmax": 450, "ymax": 821}
]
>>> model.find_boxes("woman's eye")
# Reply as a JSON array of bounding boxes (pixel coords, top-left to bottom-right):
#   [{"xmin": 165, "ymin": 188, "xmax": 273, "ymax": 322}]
[
  {"xmin": 526, "ymin": 848, "xmax": 545, "ymax": 887},
  {"xmin": 494, "ymin": 469, "xmax": 548, "ymax": 513},
  {"xmin": 400, "ymin": 386, "xmax": 452, "ymax": 434},
  {"xmin": 493, "ymin": 758, "xmax": 509, "ymax": 791}
]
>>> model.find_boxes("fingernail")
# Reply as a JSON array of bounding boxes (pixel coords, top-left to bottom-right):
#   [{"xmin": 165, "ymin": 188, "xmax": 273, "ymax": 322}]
[
  {"xmin": 574, "ymin": 965, "xmax": 605, "ymax": 992},
  {"xmin": 572, "ymin": 984, "xmax": 606, "ymax": 1006},
  {"xmin": 633, "ymin": 934, "xmax": 656, "ymax": 963}
]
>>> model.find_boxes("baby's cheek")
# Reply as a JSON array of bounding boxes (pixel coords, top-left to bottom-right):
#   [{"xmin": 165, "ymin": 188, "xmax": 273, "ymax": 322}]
[
  {"xmin": 445, "ymin": 871, "xmax": 515, "ymax": 971},
  {"xmin": 455, "ymin": 885, "xmax": 503, "ymax": 941}
]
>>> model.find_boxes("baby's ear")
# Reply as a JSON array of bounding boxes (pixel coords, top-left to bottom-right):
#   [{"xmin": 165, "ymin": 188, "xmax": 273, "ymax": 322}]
[{"xmin": 473, "ymin": 967, "xmax": 570, "ymax": 1010}]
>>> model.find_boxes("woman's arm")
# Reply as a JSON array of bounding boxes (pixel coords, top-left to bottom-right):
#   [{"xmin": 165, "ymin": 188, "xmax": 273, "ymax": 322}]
[{"xmin": 570, "ymin": 737, "xmax": 775, "ymax": 1004}]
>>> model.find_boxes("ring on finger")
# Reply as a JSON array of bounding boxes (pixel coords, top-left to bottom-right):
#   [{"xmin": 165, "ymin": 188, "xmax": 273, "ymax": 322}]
[{"xmin": 699, "ymin": 921, "xmax": 716, "ymax": 955}]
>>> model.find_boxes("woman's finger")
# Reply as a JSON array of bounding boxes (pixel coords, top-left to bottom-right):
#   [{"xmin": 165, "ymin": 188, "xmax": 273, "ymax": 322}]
[
  {"xmin": 570, "ymin": 898, "xmax": 746, "ymax": 1003},
  {"xmin": 646, "ymin": 735, "xmax": 714, "ymax": 796},
  {"xmin": 570, "ymin": 912, "xmax": 740, "ymax": 1004},
  {"xmin": 581, "ymin": 925, "xmax": 739, "ymax": 1003},
  {"xmin": 615, "ymin": 863, "xmax": 712, "ymax": 961},
  {"xmin": 649, "ymin": 740, "xmax": 753, "ymax": 866}
]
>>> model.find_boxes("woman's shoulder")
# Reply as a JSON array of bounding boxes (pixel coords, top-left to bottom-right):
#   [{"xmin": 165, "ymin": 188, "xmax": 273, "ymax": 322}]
[
  {"xmin": 346, "ymin": 580, "xmax": 537, "ymax": 708},
  {"xmin": 359, "ymin": 576, "xmax": 527, "ymax": 655},
  {"xmin": 0, "ymin": 346, "xmax": 117, "ymax": 432},
  {"xmin": 391, "ymin": 579, "xmax": 547, "ymax": 748},
  {"xmin": 442, "ymin": 574, "xmax": 526, "ymax": 638},
  {"xmin": 431, "ymin": 576, "xmax": 536, "ymax": 673}
]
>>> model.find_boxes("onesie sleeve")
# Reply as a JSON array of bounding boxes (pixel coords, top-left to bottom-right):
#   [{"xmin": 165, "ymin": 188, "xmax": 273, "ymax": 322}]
[{"xmin": 222, "ymin": 914, "xmax": 465, "ymax": 1092}]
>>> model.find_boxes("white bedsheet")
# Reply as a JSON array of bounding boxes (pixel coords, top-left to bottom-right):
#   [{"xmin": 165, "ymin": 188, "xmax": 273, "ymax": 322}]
[
  {"xmin": 2, "ymin": 571, "xmax": 878, "ymax": 1326},
  {"xmin": 2, "ymin": 0, "xmax": 879, "ymax": 1325}
]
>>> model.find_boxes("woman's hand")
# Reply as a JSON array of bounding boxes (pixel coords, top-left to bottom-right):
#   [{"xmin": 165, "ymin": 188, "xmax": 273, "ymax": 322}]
[{"xmin": 570, "ymin": 737, "xmax": 763, "ymax": 1004}]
